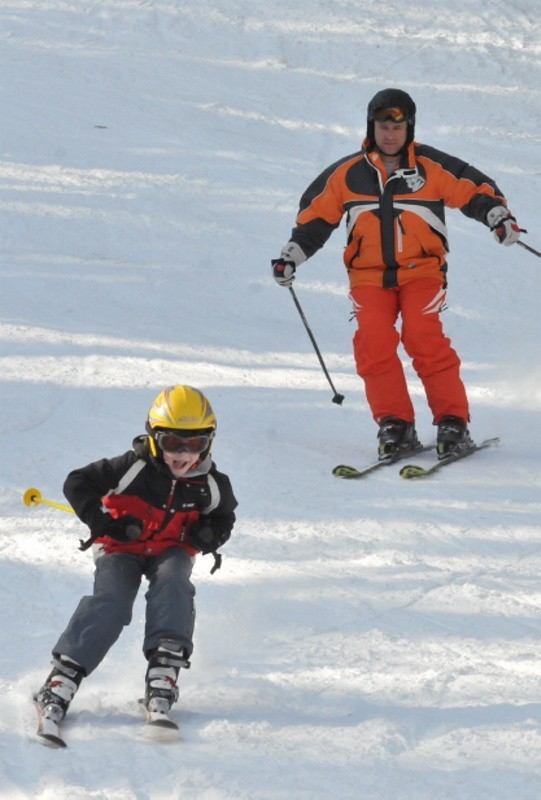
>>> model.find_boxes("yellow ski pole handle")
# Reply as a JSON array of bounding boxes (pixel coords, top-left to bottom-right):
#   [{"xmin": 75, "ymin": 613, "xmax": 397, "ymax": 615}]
[{"xmin": 23, "ymin": 487, "xmax": 75, "ymax": 514}]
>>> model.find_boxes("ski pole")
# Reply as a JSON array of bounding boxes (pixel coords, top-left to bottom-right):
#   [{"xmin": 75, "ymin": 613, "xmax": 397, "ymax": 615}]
[
  {"xmin": 22, "ymin": 487, "xmax": 75, "ymax": 514},
  {"xmin": 288, "ymin": 286, "xmax": 345, "ymax": 405},
  {"xmin": 22, "ymin": 487, "xmax": 143, "ymax": 554},
  {"xmin": 518, "ymin": 240, "xmax": 541, "ymax": 257}
]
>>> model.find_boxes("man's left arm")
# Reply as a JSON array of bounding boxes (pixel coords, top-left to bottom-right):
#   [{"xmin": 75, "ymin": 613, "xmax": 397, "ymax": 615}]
[{"xmin": 420, "ymin": 145, "xmax": 522, "ymax": 246}]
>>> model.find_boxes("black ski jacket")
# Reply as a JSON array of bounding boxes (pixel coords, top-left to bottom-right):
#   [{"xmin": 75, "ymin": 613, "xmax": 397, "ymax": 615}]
[{"xmin": 63, "ymin": 435, "xmax": 237, "ymax": 559}]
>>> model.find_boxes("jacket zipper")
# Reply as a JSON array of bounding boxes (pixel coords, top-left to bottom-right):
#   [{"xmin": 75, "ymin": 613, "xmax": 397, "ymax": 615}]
[
  {"xmin": 152, "ymin": 480, "xmax": 178, "ymax": 537},
  {"xmin": 396, "ymin": 215, "xmax": 404, "ymax": 253}
]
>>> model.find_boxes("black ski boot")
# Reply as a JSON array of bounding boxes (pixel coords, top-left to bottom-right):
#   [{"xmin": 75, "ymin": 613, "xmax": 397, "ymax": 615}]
[
  {"xmin": 377, "ymin": 416, "xmax": 420, "ymax": 460},
  {"xmin": 143, "ymin": 639, "xmax": 190, "ymax": 729},
  {"xmin": 436, "ymin": 415, "xmax": 474, "ymax": 460}
]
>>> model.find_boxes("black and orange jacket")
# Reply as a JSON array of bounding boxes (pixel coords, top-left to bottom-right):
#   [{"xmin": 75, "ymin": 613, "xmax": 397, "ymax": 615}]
[
  {"xmin": 289, "ymin": 140, "xmax": 507, "ymax": 288},
  {"xmin": 63, "ymin": 436, "xmax": 237, "ymax": 558}
]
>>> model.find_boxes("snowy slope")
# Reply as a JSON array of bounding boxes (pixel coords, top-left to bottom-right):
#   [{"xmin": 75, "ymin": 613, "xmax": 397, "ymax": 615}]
[{"xmin": 1, "ymin": 1, "xmax": 540, "ymax": 798}]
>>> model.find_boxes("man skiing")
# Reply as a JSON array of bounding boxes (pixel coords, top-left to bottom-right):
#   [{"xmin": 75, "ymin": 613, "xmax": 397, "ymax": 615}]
[
  {"xmin": 34, "ymin": 385, "xmax": 237, "ymax": 745},
  {"xmin": 272, "ymin": 88, "xmax": 522, "ymax": 460}
]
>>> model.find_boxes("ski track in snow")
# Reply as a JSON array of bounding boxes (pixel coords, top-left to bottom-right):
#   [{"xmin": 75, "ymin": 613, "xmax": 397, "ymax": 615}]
[{"xmin": 0, "ymin": 1, "xmax": 540, "ymax": 798}]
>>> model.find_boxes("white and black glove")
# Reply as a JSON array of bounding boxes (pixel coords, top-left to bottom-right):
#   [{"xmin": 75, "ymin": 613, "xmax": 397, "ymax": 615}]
[
  {"xmin": 271, "ymin": 242, "xmax": 307, "ymax": 287},
  {"xmin": 272, "ymin": 258, "xmax": 296, "ymax": 286},
  {"xmin": 486, "ymin": 206, "xmax": 521, "ymax": 246}
]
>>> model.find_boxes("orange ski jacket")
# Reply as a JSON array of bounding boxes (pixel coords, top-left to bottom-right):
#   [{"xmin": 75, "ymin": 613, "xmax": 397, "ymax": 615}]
[{"xmin": 289, "ymin": 140, "xmax": 507, "ymax": 288}]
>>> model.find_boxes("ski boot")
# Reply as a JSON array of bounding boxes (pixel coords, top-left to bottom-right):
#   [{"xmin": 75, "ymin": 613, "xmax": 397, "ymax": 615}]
[
  {"xmin": 34, "ymin": 655, "xmax": 85, "ymax": 721},
  {"xmin": 436, "ymin": 415, "xmax": 474, "ymax": 460},
  {"xmin": 34, "ymin": 655, "xmax": 85, "ymax": 747},
  {"xmin": 143, "ymin": 639, "xmax": 190, "ymax": 734},
  {"xmin": 377, "ymin": 416, "xmax": 421, "ymax": 461}
]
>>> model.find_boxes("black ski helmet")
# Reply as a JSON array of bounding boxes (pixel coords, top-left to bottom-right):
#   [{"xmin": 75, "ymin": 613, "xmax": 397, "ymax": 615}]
[{"xmin": 366, "ymin": 88, "xmax": 416, "ymax": 147}]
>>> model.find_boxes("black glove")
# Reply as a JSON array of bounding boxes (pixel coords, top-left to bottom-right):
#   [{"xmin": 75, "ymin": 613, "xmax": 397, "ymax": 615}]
[
  {"xmin": 186, "ymin": 518, "xmax": 225, "ymax": 555},
  {"xmin": 271, "ymin": 258, "xmax": 296, "ymax": 287},
  {"xmin": 100, "ymin": 515, "xmax": 143, "ymax": 542},
  {"xmin": 79, "ymin": 514, "xmax": 143, "ymax": 551}
]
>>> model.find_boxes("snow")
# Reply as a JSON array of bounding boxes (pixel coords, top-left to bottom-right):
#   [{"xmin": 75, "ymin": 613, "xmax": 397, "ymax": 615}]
[{"xmin": 1, "ymin": 0, "xmax": 540, "ymax": 797}]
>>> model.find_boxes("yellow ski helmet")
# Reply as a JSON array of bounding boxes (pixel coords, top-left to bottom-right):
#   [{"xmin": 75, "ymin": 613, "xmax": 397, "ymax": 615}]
[{"xmin": 146, "ymin": 385, "xmax": 217, "ymax": 458}]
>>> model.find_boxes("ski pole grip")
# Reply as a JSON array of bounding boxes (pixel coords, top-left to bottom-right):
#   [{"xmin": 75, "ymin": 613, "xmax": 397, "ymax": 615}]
[{"xmin": 125, "ymin": 523, "xmax": 143, "ymax": 540}]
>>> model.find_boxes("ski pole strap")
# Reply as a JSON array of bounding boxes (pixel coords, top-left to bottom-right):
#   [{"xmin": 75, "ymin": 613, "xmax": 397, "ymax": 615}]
[
  {"xmin": 78, "ymin": 532, "xmax": 99, "ymax": 551},
  {"xmin": 210, "ymin": 551, "xmax": 222, "ymax": 575}
]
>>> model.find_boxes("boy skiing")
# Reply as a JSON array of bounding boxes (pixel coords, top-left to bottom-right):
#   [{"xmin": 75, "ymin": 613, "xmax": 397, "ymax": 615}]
[{"xmin": 34, "ymin": 385, "xmax": 237, "ymax": 746}]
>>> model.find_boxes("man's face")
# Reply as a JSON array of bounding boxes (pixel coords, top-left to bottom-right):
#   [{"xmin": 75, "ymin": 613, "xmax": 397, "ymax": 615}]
[{"xmin": 374, "ymin": 120, "xmax": 408, "ymax": 156}]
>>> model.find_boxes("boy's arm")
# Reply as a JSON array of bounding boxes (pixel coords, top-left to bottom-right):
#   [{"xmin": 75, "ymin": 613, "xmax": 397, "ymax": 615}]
[
  {"xmin": 187, "ymin": 469, "xmax": 238, "ymax": 554},
  {"xmin": 63, "ymin": 452, "xmax": 135, "ymax": 529},
  {"xmin": 188, "ymin": 511, "xmax": 236, "ymax": 554}
]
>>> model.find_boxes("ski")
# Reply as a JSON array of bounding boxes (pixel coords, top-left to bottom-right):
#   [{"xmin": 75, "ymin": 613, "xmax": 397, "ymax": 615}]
[
  {"xmin": 34, "ymin": 703, "xmax": 67, "ymax": 749},
  {"xmin": 332, "ymin": 444, "xmax": 436, "ymax": 479},
  {"xmin": 139, "ymin": 699, "xmax": 179, "ymax": 740},
  {"xmin": 34, "ymin": 699, "xmax": 180, "ymax": 748},
  {"xmin": 399, "ymin": 437, "xmax": 500, "ymax": 479}
]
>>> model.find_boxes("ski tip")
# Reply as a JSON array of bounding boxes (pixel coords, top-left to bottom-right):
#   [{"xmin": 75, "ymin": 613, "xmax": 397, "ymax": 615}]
[
  {"xmin": 35, "ymin": 700, "xmax": 67, "ymax": 749},
  {"xmin": 148, "ymin": 717, "xmax": 179, "ymax": 731},
  {"xmin": 145, "ymin": 718, "xmax": 180, "ymax": 742},
  {"xmin": 36, "ymin": 732, "xmax": 67, "ymax": 749},
  {"xmin": 139, "ymin": 698, "xmax": 180, "ymax": 740},
  {"xmin": 399, "ymin": 464, "xmax": 428, "ymax": 479},
  {"xmin": 332, "ymin": 464, "xmax": 362, "ymax": 479}
]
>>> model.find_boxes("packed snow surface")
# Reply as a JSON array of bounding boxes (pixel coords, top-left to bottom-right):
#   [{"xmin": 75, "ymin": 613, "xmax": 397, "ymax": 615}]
[{"xmin": 1, "ymin": 1, "xmax": 540, "ymax": 798}]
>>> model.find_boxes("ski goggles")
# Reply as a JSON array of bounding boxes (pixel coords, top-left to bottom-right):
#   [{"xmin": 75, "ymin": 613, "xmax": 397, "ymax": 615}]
[
  {"xmin": 154, "ymin": 430, "xmax": 213, "ymax": 454},
  {"xmin": 373, "ymin": 106, "xmax": 408, "ymax": 123}
]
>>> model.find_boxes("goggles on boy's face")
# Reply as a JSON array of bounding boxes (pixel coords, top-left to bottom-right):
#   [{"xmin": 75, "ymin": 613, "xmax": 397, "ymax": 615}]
[
  {"xmin": 154, "ymin": 430, "xmax": 213, "ymax": 454},
  {"xmin": 373, "ymin": 106, "xmax": 408, "ymax": 123}
]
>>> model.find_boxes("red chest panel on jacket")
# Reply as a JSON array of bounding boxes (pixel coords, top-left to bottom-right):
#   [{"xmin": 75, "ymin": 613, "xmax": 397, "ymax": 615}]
[{"xmin": 99, "ymin": 492, "xmax": 201, "ymax": 556}]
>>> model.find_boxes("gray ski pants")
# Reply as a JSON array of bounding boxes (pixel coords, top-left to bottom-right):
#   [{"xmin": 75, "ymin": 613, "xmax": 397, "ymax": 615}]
[{"xmin": 53, "ymin": 548, "xmax": 195, "ymax": 675}]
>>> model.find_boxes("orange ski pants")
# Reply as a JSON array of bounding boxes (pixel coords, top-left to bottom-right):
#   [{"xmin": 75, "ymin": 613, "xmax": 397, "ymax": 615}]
[{"xmin": 350, "ymin": 278, "xmax": 469, "ymax": 425}]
